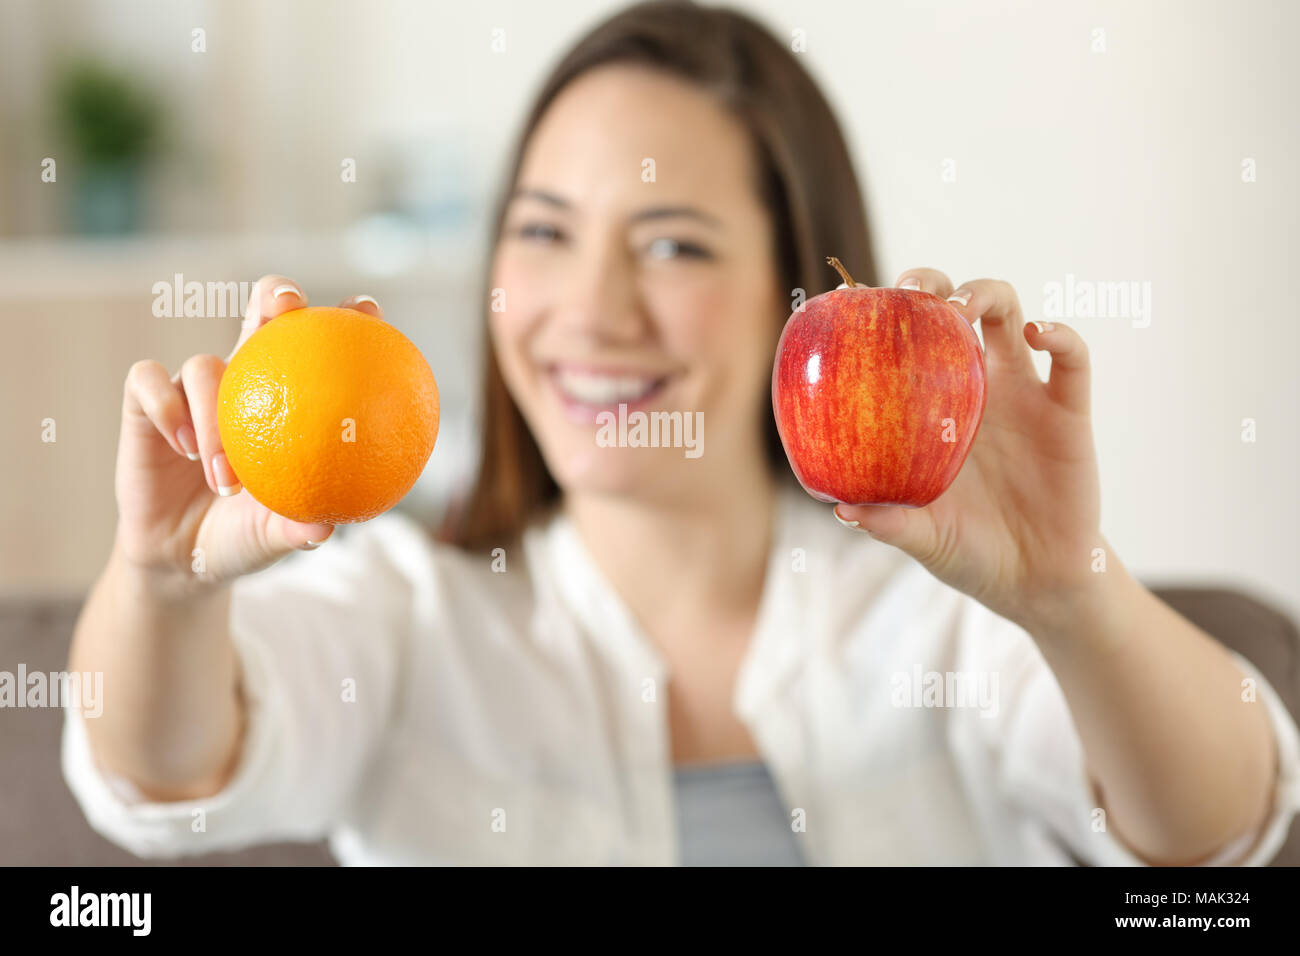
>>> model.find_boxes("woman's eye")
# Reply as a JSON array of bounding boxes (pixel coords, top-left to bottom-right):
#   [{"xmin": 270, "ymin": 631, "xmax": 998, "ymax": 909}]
[
  {"xmin": 646, "ymin": 237, "xmax": 712, "ymax": 261},
  {"xmin": 514, "ymin": 222, "xmax": 565, "ymax": 244}
]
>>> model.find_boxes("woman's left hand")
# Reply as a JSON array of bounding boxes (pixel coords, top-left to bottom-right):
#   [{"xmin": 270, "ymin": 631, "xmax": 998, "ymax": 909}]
[{"xmin": 834, "ymin": 269, "xmax": 1105, "ymax": 632}]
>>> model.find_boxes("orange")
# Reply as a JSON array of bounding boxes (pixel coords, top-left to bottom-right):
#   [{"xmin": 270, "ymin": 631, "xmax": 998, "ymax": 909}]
[{"xmin": 218, "ymin": 306, "xmax": 439, "ymax": 524}]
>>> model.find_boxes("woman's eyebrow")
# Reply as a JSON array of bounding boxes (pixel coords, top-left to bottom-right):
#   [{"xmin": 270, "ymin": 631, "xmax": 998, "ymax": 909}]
[
  {"xmin": 629, "ymin": 206, "xmax": 723, "ymax": 229},
  {"xmin": 509, "ymin": 189, "xmax": 721, "ymax": 230},
  {"xmin": 510, "ymin": 187, "xmax": 572, "ymax": 209}
]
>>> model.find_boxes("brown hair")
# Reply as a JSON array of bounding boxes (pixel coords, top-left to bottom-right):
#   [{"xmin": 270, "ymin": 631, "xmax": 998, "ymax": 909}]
[{"xmin": 440, "ymin": 0, "xmax": 877, "ymax": 550}]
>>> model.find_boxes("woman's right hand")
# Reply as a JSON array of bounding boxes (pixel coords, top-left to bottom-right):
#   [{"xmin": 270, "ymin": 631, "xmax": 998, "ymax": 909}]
[{"xmin": 113, "ymin": 276, "xmax": 383, "ymax": 592}]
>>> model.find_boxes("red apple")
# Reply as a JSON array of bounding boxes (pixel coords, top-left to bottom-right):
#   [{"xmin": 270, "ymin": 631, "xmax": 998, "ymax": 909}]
[{"xmin": 772, "ymin": 258, "xmax": 987, "ymax": 507}]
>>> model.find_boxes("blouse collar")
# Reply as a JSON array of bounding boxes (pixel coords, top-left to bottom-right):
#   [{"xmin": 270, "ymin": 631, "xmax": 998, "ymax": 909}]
[{"xmin": 527, "ymin": 482, "xmax": 823, "ymax": 719}]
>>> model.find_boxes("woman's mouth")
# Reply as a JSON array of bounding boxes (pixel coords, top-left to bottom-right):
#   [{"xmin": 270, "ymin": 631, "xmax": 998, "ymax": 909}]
[{"xmin": 545, "ymin": 364, "xmax": 674, "ymax": 424}]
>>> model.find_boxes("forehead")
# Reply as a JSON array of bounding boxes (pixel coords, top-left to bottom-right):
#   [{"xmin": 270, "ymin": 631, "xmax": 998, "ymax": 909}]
[{"xmin": 517, "ymin": 64, "xmax": 760, "ymax": 215}]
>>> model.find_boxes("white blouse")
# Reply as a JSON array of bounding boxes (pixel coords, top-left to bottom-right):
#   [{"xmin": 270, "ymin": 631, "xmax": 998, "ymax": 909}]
[{"xmin": 62, "ymin": 483, "xmax": 1300, "ymax": 865}]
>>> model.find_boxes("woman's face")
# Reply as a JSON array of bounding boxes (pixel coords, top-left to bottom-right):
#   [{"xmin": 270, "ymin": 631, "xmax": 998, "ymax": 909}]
[{"xmin": 490, "ymin": 64, "xmax": 784, "ymax": 502}]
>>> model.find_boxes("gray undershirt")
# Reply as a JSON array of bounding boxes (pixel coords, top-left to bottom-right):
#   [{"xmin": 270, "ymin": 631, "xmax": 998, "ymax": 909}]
[{"xmin": 673, "ymin": 759, "xmax": 808, "ymax": 866}]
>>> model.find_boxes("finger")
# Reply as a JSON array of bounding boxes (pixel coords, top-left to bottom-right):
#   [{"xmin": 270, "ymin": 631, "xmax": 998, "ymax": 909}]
[
  {"xmin": 893, "ymin": 267, "xmax": 954, "ymax": 299},
  {"xmin": 833, "ymin": 502, "xmax": 939, "ymax": 562},
  {"xmin": 266, "ymin": 513, "xmax": 336, "ymax": 553},
  {"xmin": 226, "ymin": 275, "xmax": 308, "ymax": 361},
  {"xmin": 338, "ymin": 294, "xmax": 383, "ymax": 320},
  {"xmin": 123, "ymin": 360, "xmax": 199, "ymax": 460},
  {"xmin": 1025, "ymin": 320, "xmax": 1091, "ymax": 415},
  {"xmin": 945, "ymin": 279, "xmax": 1034, "ymax": 374},
  {"xmin": 178, "ymin": 354, "xmax": 240, "ymax": 497}
]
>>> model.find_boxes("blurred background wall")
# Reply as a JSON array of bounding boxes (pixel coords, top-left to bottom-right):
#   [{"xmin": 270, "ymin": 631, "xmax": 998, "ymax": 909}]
[{"xmin": 0, "ymin": 0, "xmax": 1296, "ymax": 621}]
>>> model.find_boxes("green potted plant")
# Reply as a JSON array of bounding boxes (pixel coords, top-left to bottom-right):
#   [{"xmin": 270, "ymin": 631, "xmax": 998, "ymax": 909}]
[{"xmin": 52, "ymin": 59, "xmax": 164, "ymax": 234}]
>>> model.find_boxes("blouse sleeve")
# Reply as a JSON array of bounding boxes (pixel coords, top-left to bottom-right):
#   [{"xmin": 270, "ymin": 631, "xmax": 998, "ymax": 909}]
[
  {"xmin": 60, "ymin": 514, "xmax": 421, "ymax": 859},
  {"xmin": 950, "ymin": 599, "xmax": 1300, "ymax": 867}
]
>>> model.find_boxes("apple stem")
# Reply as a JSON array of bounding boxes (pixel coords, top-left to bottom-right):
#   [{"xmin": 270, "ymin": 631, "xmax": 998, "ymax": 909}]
[{"xmin": 826, "ymin": 256, "xmax": 857, "ymax": 288}]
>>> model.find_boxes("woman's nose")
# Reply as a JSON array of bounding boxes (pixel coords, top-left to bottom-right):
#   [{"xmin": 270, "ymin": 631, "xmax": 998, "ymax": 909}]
[{"xmin": 554, "ymin": 239, "xmax": 645, "ymax": 342}]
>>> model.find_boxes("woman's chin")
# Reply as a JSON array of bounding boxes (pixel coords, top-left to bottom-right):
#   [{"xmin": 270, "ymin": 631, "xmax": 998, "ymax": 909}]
[{"xmin": 542, "ymin": 439, "xmax": 695, "ymax": 499}]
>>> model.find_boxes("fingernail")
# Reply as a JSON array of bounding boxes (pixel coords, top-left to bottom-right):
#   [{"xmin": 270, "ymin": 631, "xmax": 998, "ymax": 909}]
[
  {"xmin": 947, "ymin": 290, "xmax": 972, "ymax": 306},
  {"xmin": 272, "ymin": 284, "xmax": 301, "ymax": 301},
  {"xmin": 352, "ymin": 295, "xmax": 378, "ymax": 308},
  {"xmin": 212, "ymin": 452, "xmax": 241, "ymax": 497},
  {"xmin": 303, "ymin": 540, "xmax": 322, "ymax": 550},
  {"xmin": 833, "ymin": 507, "xmax": 863, "ymax": 531},
  {"xmin": 897, "ymin": 277, "xmax": 921, "ymax": 290},
  {"xmin": 175, "ymin": 424, "xmax": 200, "ymax": 461},
  {"xmin": 1033, "ymin": 321, "xmax": 1055, "ymax": 334}
]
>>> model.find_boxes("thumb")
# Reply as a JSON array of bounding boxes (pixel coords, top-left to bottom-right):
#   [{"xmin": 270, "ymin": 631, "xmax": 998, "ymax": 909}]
[
  {"xmin": 265, "ymin": 512, "xmax": 335, "ymax": 554},
  {"xmin": 833, "ymin": 502, "xmax": 937, "ymax": 560}
]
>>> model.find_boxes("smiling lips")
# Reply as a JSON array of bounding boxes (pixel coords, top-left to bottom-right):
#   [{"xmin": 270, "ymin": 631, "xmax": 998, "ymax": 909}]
[{"xmin": 546, "ymin": 363, "xmax": 673, "ymax": 423}]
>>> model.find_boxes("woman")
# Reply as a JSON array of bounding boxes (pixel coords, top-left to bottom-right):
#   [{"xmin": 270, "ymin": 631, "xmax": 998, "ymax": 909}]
[{"xmin": 64, "ymin": 1, "xmax": 1298, "ymax": 865}]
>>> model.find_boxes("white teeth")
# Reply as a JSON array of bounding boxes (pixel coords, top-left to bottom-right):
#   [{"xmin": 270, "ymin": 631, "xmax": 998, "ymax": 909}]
[{"xmin": 555, "ymin": 369, "xmax": 661, "ymax": 405}]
